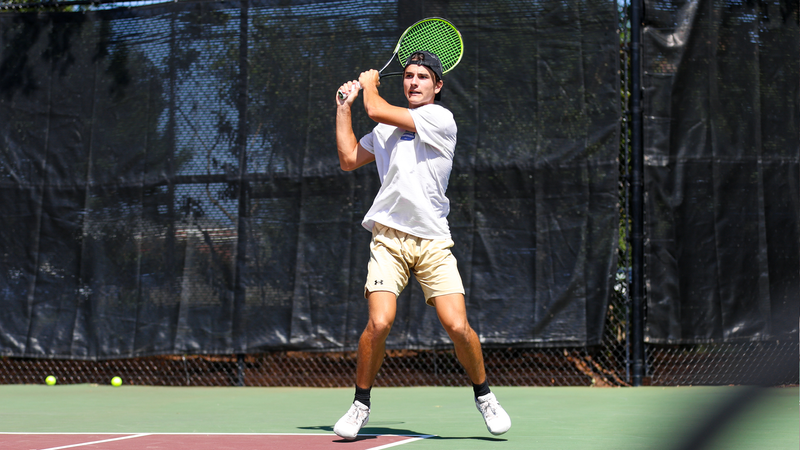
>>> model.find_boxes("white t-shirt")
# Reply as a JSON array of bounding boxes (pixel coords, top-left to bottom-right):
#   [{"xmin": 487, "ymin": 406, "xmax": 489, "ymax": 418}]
[{"xmin": 360, "ymin": 103, "xmax": 457, "ymax": 240}]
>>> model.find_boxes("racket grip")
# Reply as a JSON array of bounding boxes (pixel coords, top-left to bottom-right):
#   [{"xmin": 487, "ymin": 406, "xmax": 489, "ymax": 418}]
[{"xmin": 338, "ymin": 81, "xmax": 362, "ymax": 100}]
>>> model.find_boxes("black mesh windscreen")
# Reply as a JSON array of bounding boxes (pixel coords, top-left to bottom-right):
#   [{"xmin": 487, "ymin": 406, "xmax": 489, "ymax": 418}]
[
  {"xmin": 642, "ymin": 0, "xmax": 799, "ymax": 343},
  {"xmin": 0, "ymin": 0, "xmax": 620, "ymax": 358}
]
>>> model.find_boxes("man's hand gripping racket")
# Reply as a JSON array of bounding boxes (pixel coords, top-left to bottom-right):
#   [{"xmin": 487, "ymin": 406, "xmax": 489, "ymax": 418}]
[
  {"xmin": 336, "ymin": 70, "xmax": 380, "ymax": 105},
  {"xmin": 337, "ymin": 17, "xmax": 463, "ymax": 100},
  {"xmin": 336, "ymin": 80, "xmax": 360, "ymax": 105}
]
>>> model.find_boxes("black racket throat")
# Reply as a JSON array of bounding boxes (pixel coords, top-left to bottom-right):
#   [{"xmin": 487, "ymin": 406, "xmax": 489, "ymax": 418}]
[{"xmin": 379, "ymin": 72, "xmax": 403, "ymax": 79}]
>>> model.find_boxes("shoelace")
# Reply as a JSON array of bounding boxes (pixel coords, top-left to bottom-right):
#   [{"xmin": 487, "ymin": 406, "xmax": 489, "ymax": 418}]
[
  {"xmin": 478, "ymin": 399, "xmax": 499, "ymax": 418},
  {"xmin": 345, "ymin": 405, "xmax": 368, "ymax": 425}
]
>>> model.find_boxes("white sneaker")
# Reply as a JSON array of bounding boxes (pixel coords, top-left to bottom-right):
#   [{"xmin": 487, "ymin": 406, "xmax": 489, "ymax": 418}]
[
  {"xmin": 333, "ymin": 401, "xmax": 370, "ymax": 440},
  {"xmin": 475, "ymin": 392, "xmax": 511, "ymax": 435}
]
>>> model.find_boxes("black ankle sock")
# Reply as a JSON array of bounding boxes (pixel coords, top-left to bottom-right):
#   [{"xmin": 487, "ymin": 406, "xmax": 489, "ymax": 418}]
[
  {"xmin": 473, "ymin": 380, "xmax": 491, "ymax": 399},
  {"xmin": 354, "ymin": 385, "xmax": 371, "ymax": 408}
]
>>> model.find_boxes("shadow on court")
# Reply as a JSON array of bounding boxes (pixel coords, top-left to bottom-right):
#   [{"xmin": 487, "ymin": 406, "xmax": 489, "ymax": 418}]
[
  {"xmin": 427, "ymin": 436, "xmax": 507, "ymax": 442},
  {"xmin": 298, "ymin": 424, "xmax": 507, "ymax": 443},
  {"xmin": 299, "ymin": 423, "xmax": 424, "ymax": 436}
]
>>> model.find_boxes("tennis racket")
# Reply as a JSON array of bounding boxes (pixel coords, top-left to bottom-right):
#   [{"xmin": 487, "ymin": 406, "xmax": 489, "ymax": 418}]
[{"xmin": 338, "ymin": 17, "xmax": 464, "ymax": 100}]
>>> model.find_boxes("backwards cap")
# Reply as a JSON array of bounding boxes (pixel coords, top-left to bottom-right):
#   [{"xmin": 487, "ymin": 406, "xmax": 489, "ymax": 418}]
[{"xmin": 404, "ymin": 51, "xmax": 444, "ymax": 80}]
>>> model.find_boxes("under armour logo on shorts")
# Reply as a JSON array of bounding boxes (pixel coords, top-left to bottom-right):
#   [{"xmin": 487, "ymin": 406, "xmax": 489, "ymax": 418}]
[{"xmin": 374, "ymin": 280, "xmax": 384, "ymax": 285}]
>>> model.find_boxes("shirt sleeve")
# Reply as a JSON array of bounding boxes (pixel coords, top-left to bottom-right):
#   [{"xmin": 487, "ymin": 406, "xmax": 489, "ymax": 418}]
[
  {"xmin": 408, "ymin": 104, "xmax": 457, "ymax": 157},
  {"xmin": 359, "ymin": 130, "xmax": 376, "ymax": 154}
]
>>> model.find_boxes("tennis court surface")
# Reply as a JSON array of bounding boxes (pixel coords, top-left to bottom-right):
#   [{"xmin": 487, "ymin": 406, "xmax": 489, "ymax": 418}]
[
  {"xmin": 1, "ymin": 385, "xmax": 796, "ymax": 450},
  {"xmin": 0, "ymin": 432, "xmax": 433, "ymax": 449}
]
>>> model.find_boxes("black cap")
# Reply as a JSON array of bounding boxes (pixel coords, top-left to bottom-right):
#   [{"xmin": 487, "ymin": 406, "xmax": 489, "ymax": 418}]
[{"xmin": 404, "ymin": 51, "xmax": 444, "ymax": 81}]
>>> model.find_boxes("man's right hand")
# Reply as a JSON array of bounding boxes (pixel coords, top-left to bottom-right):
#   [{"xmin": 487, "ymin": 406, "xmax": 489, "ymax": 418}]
[
  {"xmin": 358, "ymin": 70, "xmax": 380, "ymax": 94},
  {"xmin": 337, "ymin": 80, "xmax": 360, "ymax": 106}
]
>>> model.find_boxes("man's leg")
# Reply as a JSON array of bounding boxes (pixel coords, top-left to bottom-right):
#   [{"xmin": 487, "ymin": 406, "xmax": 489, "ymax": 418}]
[
  {"xmin": 431, "ymin": 293, "xmax": 485, "ymax": 384},
  {"xmin": 356, "ymin": 291, "xmax": 397, "ymax": 389},
  {"xmin": 433, "ymin": 293, "xmax": 511, "ymax": 436},
  {"xmin": 334, "ymin": 291, "xmax": 396, "ymax": 440}
]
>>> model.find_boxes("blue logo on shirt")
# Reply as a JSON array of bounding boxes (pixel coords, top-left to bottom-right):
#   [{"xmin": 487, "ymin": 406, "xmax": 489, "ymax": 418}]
[{"xmin": 400, "ymin": 131, "xmax": 416, "ymax": 141}]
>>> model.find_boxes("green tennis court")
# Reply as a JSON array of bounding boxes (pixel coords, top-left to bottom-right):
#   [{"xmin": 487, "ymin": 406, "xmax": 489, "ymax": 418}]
[{"xmin": 1, "ymin": 385, "xmax": 796, "ymax": 449}]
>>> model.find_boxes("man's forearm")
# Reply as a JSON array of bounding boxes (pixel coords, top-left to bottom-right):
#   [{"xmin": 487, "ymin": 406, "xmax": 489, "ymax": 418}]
[
  {"xmin": 336, "ymin": 105, "xmax": 359, "ymax": 170},
  {"xmin": 360, "ymin": 81, "xmax": 415, "ymax": 132},
  {"xmin": 361, "ymin": 83, "xmax": 392, "ymax": 121}
]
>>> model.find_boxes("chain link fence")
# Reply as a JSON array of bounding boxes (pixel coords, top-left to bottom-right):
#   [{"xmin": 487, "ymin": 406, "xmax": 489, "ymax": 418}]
[
  {"xmin": 0, "ymin": 0, "xmax": 795, "ymax": 389},
  {"xmin": 0, "ymin": 348, "xmax": 616, "ymax": 387},
  {"xmin": 2, "ymin": 281, "xmax": 794, "ymax": 387},
  {"xmin": 2, "ymin": 343, "xmax": 795, "ymax": 387}
]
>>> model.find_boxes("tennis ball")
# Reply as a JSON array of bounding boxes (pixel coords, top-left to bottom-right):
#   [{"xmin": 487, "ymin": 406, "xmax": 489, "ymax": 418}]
[
  {"xmin": 110, "ymin": 376, "xmax": 122, "ymax": 387},
  {"xmin": 45, "ymin": 375, "xmax": 57, "ymax": 386}
]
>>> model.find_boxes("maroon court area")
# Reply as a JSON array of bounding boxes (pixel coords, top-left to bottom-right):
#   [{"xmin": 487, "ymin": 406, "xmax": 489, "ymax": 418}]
[{"xmin": 1, "ymin": 433, "xmax": 431, "ymax": 450}]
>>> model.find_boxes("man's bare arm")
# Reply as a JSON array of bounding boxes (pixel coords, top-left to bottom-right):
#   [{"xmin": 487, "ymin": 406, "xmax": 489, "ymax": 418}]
[
  {"xmin": 359, "ymin": 70, "xmax": 416, "ymax": 132},
  {"xmin": 336, "ymin": 81, "xmax": 375, "ymax": 171}
]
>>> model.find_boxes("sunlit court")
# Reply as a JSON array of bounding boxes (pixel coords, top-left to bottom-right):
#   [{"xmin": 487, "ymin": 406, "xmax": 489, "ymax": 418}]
[{"xmin": 0, "ymin": 385, "xmax": 797, "ymax": 449}]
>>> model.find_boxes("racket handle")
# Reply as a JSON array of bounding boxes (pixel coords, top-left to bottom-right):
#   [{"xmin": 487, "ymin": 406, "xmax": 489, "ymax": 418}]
[{"xmin": 338, "ymin": 81, "xmax": 362, "ymax": 100}]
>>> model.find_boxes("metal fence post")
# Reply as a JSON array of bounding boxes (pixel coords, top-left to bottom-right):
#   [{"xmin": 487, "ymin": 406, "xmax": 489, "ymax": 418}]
[{"xmin": 630, "ymin": 0, "xmax": 646, "ymax": 387}]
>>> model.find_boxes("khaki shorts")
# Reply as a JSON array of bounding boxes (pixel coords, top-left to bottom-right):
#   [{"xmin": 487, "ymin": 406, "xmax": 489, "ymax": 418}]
[{"xmin": 365, "ymin": 223, "xmax": 465, "ymax": 306}]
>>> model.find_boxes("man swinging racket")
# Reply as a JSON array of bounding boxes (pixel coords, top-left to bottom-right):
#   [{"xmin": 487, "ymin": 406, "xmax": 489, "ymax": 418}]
[{"xmin": 332, "ymin": 50, "xmax": 512, "ymax": 440}]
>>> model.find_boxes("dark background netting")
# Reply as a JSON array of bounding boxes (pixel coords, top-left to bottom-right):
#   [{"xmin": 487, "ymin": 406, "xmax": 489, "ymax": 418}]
[
  {"xmin": 641, "ymin": 0, "xmax": 799, "ymax": 344},
  {"xmin": 0, "ymin": 0, "xmax": 797, "ymax": 387},
  {"xmin": 0, "ymin": 0, "xmax": 620, "ymax": 358}
]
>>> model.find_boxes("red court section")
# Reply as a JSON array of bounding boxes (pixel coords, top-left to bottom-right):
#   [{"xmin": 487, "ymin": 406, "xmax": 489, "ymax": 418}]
[{"xmin": 0, "ymin": 433, "xmax": 430, "ymax": 450}]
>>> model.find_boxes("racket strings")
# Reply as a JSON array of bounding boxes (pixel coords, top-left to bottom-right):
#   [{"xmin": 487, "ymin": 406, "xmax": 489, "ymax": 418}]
[{"xmin": 398, "ymin": 20, "xmax": 463, "ymax": 73}]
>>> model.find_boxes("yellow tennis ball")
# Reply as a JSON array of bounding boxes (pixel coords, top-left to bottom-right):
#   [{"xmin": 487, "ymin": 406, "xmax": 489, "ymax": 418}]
[
  {"xmin": 45, "ymin": 375, "xmax": 57, "ymax": 386},
  {"xmin": 111, "ymin": 376, "xmax": 122, "ymax": 387}
]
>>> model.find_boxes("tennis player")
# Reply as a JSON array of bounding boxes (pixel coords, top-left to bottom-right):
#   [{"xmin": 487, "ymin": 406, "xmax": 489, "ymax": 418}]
[{"xmin": 332, "ymin": 51, "xmax": 511, "ymax": 440}]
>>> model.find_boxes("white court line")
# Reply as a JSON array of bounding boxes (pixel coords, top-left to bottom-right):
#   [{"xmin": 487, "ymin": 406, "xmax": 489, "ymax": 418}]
[
  {"xmin": 367, "ymin": 435, "xmax": 435, "ymax": 449},
  {"xmin": 0, "ymin": 432, "xmax": 431, "ymax": 436},
  {"xmin": 38, "ymin": 433, "xmax": 151, "ymax": 450},
  {"xmin": 0, "ymin": 432, "xmax": 435, "ymax": 450}
]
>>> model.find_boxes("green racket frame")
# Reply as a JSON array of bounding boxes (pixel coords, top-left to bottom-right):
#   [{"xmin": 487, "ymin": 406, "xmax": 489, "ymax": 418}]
[
  {"xmin": 338, "ymin": 17, "xmax": 463, "ymax": 99},
  {"xmin": 388, "ymin": 17, "xmax": 464, "ymax": 76}
]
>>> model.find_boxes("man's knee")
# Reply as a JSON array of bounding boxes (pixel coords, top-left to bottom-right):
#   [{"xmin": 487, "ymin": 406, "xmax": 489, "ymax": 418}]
[
  {"xmin": 369, "ymin": 317, "xmax": 394, "ymax": 334},
  {"xmin": 441, "ymin": 317, "xmax": 472, "ymax": 341},
  {"xmin": 364, "ymin": 290, "xmax": 397, "ymax": 339},
  {"xmin": 364, "ymin": 312, "xmax": 394, "ymax": 341}
]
